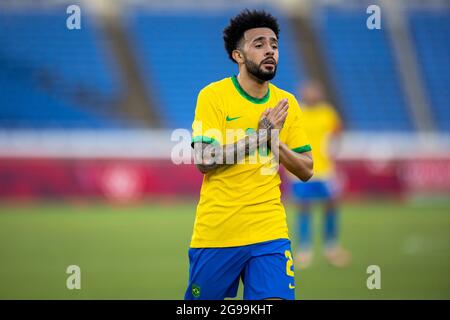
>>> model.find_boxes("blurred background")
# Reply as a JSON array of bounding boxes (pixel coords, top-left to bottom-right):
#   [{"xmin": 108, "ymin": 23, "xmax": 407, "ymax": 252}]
[{"xmin": 0, "ymin": 0, "xmax": 449, "ymax": 299}]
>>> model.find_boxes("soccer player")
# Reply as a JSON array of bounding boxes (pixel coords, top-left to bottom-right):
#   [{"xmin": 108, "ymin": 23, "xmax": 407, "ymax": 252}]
[
  {"xmin": 185, "ymin": 9, "xmax": 313, "ymax": 300},
  {"xmin": 290, "ymin": 81, "xmax": 351, "ymax": 269}
]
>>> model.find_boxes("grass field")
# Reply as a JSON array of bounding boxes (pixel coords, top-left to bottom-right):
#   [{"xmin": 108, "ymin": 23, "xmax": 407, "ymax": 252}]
[{"xmin": 0, "ymin": 199, "xmax": 449, "ymax": 299}]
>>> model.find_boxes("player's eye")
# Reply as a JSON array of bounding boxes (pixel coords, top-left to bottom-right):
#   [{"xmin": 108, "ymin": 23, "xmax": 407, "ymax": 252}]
[
  {"xmin": 272, "ymin": 45, "xmax": 278, "ymax": 49},
  {"xmin": 255, "ymin": 43, "xmax": 263, "ymax": 48}
]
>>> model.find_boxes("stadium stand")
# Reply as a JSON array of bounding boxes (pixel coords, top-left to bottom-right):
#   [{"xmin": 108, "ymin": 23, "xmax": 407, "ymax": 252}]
[
  {"xmin": 0, "ymin": 10, "xmax": 122, "ymax": 128},
  {"xmin": 125, "ymin": 9, "xmax": 306, "ymax": 129},
  {"xmin": 0, "ymin": 5, "xmax": 448, "ymax": 134},
  {"xmin": 409, "ymin": 10, "xmax": 450, "ymax": 132},
  {"xmin": 314, "ymin": 6, "xmax": 415, "ymax": 131}
]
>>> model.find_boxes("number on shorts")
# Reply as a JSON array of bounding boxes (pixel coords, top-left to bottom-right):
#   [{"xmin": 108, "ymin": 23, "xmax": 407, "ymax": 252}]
[{"xmin": 285, "ymin": 250, "xmax": 295, "ymax": 277}]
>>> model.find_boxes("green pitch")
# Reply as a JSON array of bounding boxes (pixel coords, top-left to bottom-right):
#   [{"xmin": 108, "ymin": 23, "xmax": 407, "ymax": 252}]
[{"xmin": 0, "ymin": 199, "xmax": 449, "ymax": 299}]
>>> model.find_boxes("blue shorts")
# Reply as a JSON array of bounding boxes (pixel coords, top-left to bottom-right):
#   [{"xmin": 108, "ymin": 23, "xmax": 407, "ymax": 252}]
[
  {"xmin": 291, "ymin": 180, "xmax": 334, "ymax": 201},
  {"xmin": 184, "ymin": 238, "xmax": 295, "ymax": 300}
]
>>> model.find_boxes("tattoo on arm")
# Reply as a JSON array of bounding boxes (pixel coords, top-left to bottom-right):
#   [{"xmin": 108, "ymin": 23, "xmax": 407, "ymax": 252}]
[{"xmin": 194, "ymin": 119, "xmax": 274, "ymax": 173}]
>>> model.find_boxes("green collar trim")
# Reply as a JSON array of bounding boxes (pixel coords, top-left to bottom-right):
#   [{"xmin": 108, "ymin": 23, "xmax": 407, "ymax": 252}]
[{"xmin": 231, "ymin": 75, "xmax": 270, "ymax": 104}]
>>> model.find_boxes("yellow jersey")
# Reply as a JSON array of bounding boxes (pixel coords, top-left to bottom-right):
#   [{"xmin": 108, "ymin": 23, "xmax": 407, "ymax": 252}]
[
  {"xmin": 295, "ymin": 102, "xmax": 341, "ymax": 180},
  {"xmin": 190, "ymin": 76, "xmax": 311, "ymax": 248}
]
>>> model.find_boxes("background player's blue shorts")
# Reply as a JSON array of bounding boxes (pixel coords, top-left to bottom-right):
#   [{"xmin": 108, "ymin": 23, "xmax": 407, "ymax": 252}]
[
  {"xmin": 291, "ymin": 179, "xmax": 335, "ymax": 201},
  {"xmin": 185, "ymin": 238, "xmax": 295, "ymax": 300}
]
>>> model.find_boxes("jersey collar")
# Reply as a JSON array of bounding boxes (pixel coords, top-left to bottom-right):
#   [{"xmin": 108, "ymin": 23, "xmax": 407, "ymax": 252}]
[{"xmin": 231, "ymin": 75, "xmax": 270, "ymax": 104}]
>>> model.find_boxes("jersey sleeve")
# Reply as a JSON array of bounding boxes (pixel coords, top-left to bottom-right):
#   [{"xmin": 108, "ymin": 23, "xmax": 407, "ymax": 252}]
[
  {"xmin": 285, "ymin": 96, "xmax": 312, "ymax": 153},
  {"xmin": 191, "ymin": 86, "xmax": 224, "ymax": 147}
]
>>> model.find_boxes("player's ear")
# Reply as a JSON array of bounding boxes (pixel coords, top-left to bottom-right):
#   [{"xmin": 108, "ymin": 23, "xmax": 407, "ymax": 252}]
[{"xmin": 232, "ymin": 49, "xmax": 244, "ymax": 64}]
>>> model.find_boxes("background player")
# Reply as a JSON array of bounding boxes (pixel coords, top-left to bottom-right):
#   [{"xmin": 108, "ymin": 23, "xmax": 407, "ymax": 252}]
[
  {"xmin": 185, "ymin": 9, "xmax": 313, "ymax": 300},
  {"xmin": 290, "ymin": 81, "xmax": 351, "ymax": 269}
]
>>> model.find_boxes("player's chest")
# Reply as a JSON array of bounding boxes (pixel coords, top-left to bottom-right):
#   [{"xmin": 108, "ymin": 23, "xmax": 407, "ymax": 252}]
[
  {"xmin": 221, "ymin": 100, "xmax": 291, "ymax": 142},
  {"xmin": 223, "ymin": 103, "xmax": 266, "ymax": 131}
]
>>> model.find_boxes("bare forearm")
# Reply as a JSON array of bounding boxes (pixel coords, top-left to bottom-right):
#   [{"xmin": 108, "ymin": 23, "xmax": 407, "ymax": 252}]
[
  {"xmin": 194, "ymin": 129, "xmax": 270, "ymax": 174},
  {"xmin": 278, "ymin": 143, "xmax": 313, "ymax": 181}
]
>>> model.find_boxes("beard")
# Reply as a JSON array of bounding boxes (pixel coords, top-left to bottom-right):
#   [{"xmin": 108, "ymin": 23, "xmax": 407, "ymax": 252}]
[{"xmin": 244, "ymin": 56, "xmax": 277, "ymax": 82}]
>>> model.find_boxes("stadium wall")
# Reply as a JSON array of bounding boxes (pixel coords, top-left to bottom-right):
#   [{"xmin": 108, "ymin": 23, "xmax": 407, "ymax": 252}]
[{"xmin": 0, "ymin": 131, "xmax": 449, "ymax": 202}]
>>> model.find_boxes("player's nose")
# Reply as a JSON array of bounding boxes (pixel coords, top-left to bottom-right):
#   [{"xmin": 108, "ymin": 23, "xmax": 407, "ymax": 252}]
[{"xmin": 265, "ymin": 46, "xmax": 275, "ymax": 57}]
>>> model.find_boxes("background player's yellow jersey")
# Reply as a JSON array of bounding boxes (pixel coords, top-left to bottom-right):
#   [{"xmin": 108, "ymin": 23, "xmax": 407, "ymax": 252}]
[
  {"xmin": 190, "ymin": 76, "xmax": 311, "ymax": 248},
  {"xmin": 293, "ymin": 102, "xmax": 341, "ymax": 180}
]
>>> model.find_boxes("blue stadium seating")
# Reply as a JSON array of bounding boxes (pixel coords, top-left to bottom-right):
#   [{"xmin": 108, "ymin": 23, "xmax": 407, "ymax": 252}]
[
  {"xmin": 125, "ymin": 9, "xmax": 306, "ymax": 129},
  {"xmin": 2, "ymin": 7, "xmax": 447, "ymax": 132},
  {"xmin": 0, "ymin": 10, "xmax": 122, "ymax": 128},
  {"xmin": 409, "ymin": 10, "xmax": 450, "ymax": 132},
  {"xmin": 315, "ymin": 6, "xmax": 414, "ymax": 131}
]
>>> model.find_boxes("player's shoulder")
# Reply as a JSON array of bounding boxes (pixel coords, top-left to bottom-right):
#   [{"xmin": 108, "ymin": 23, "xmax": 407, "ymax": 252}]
[
  {"xmin": 318, "ymin": 102, "xmax": 339, "ymax": 116},
  {"xmin": 269, "ymin": 83, "xmax": 302, "ymax": 118},
  {"xmin": 317, "ymin": 102, "xmax": 334, "ymax": 110},
  {"xmin": 269, "ymin": 83, "xmax": 300, "ymax": 108},
  {"xmin": 198, "ymin": 77, "xmax": 232, "ymax": 96},
  {"xmin": 269, "ymin": 83, "xmax": 297, "ymax": 100}
]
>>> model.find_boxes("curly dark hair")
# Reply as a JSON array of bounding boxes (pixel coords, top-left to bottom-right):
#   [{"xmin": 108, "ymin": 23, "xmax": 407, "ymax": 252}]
[{"xmin": 223, "ymin": 9, "xmax": 280, "ymax": 63}]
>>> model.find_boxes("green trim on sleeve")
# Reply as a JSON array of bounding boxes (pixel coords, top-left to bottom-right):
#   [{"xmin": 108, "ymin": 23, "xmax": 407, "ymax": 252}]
[
  {"xmin": 292, "ymin": 144, "xmax": 312, "ymax": 153},
  {"xmin": 191, "ymin": 136, "xmax": 219, "ymax": 148},
  {"xmin": 231, "ymin": 75, "xmax": 270, "ymax": 104}
]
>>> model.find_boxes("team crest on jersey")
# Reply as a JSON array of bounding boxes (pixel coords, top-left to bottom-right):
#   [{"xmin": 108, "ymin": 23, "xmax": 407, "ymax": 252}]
[{"xmin": 192, "ymin": 284, "xmax": 201, "ymax": 298}]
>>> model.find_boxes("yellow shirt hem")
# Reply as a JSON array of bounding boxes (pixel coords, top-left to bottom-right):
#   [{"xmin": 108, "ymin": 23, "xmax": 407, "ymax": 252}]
[{"xmin": 189, "ymin": 233, "xmax": 290, "ymax": 248}]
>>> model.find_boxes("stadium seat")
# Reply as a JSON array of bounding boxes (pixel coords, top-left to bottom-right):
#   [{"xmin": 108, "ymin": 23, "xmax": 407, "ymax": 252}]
[
  {"xmin": 409, "ymin": 10, "xmax": 450, "ymax": 132},
  {"xmin": 314, "ymin": 6, "xmax": 414, "ymax": 131},
  {"xmin": 125, "ymin": 9, "xmax": 306, "ymax": 129},
  {"xmin": 0, "ymin": 10, "xmax": 122, "ymax": 128}
]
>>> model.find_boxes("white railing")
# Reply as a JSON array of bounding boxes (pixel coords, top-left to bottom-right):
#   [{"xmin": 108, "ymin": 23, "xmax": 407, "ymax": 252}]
[{"xmin": 0, "ymin": 129, "xmax": 449, "ymax": 160}]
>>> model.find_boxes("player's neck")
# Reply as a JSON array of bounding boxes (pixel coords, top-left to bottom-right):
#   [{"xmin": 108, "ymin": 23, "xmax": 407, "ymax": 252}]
[{"xmin": 236, "ymin": 70, "xmax": 269, "ymax": 99}]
